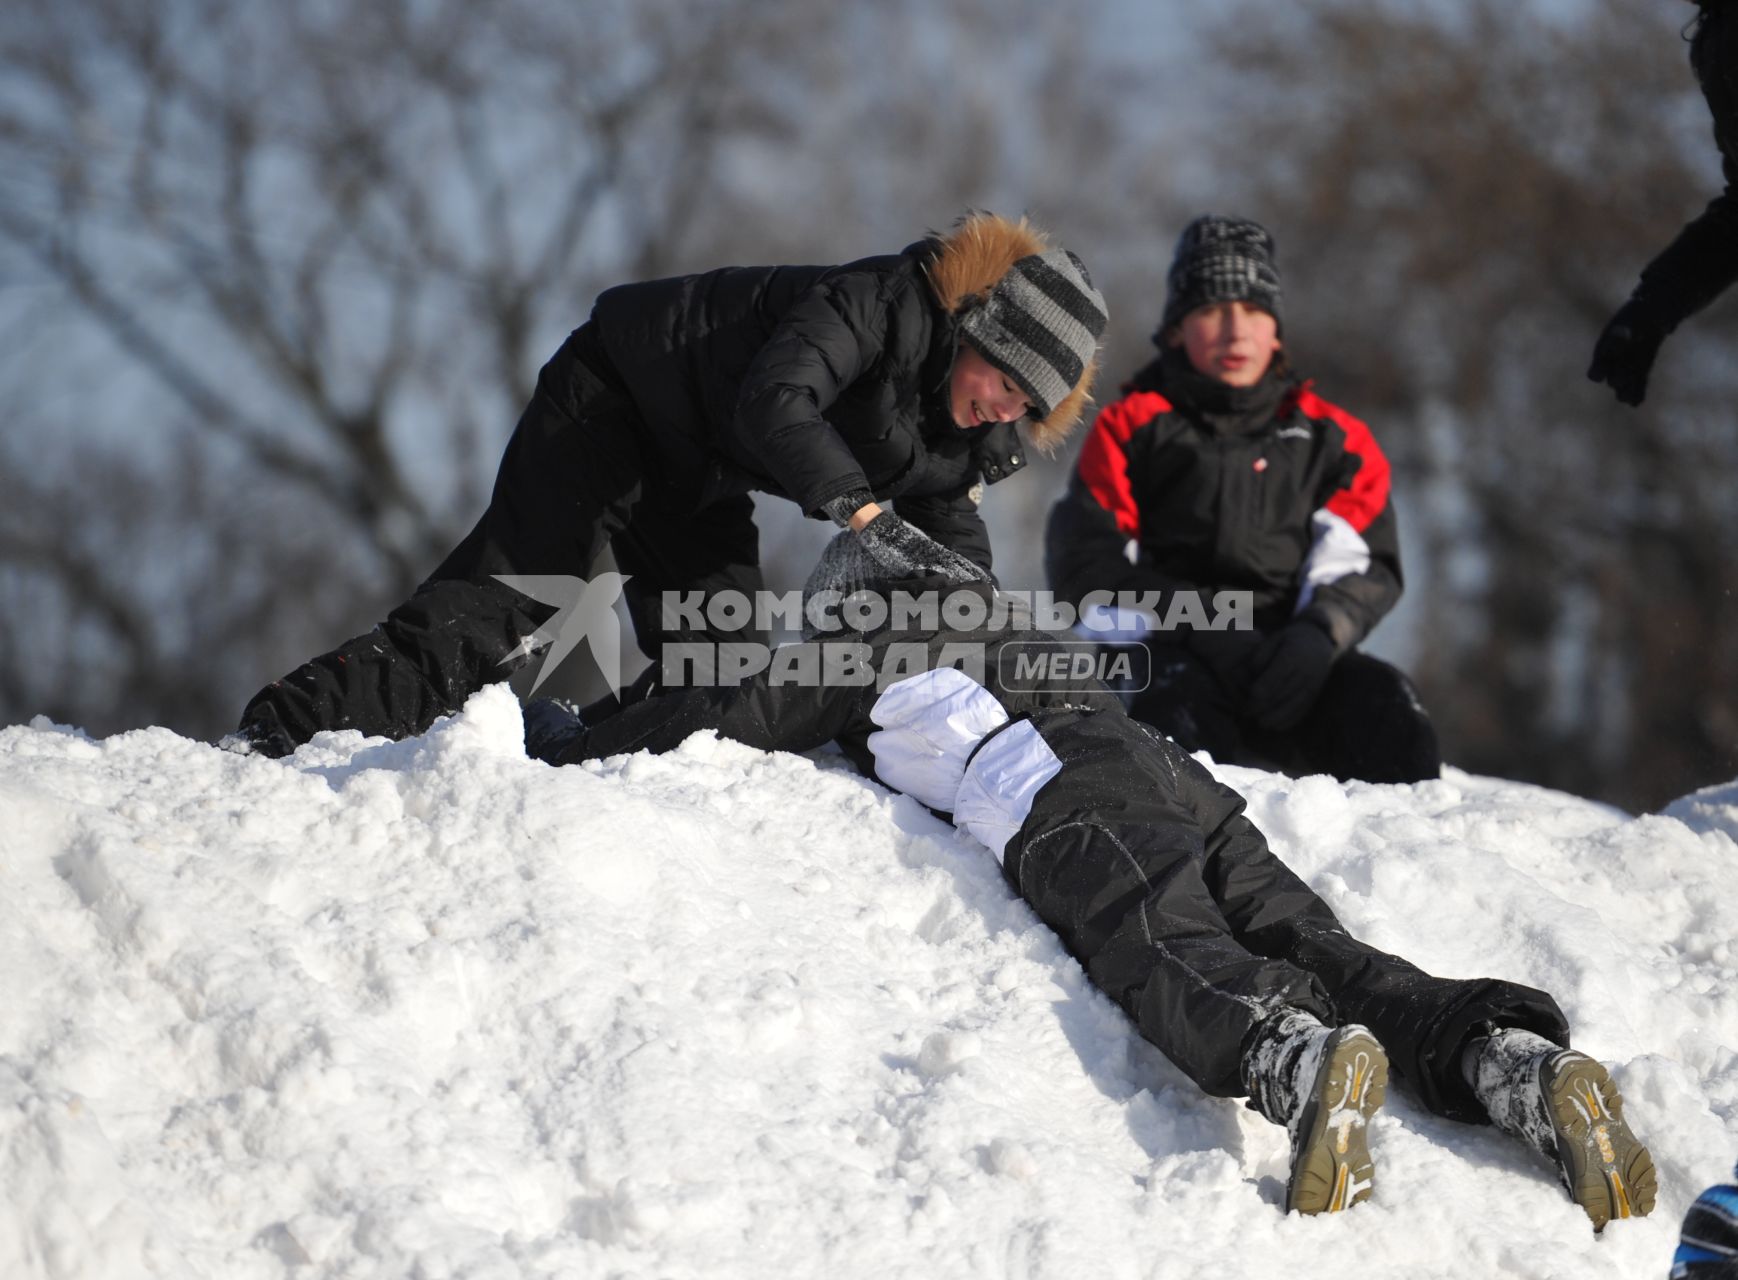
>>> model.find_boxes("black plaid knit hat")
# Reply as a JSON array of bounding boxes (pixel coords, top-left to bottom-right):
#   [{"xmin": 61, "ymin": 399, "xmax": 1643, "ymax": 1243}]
[
  {"xmin": 1159, "ymin": 215, "xmax": 1284, "ymax": 338},
  {"xmin": 958, "ymin": 248, "xmax": 1108, "ymax": 420}
]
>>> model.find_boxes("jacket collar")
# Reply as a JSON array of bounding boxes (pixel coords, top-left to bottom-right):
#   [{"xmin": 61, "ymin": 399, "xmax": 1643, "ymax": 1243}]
[
  {"xmin": 973, "ymin": 421, "xmax": 1027, "ymax": 485},
  {"xmin": 1137, "ymin": 348, "xmax": 1294, "ymax": 437}
]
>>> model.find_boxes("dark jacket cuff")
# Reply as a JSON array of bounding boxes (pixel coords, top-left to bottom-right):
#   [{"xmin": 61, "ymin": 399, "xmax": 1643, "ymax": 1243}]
[
  {"xmin": 819, "ymin": 487, "xmax": 878, "ymax": 527},
  {"xmin": 1298, "ymin": 603, "xmax": 1357, "ymax": 654}
]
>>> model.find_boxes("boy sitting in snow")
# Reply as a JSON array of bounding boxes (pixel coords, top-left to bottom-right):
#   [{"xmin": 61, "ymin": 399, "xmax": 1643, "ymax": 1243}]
[
  {"xmin": 524, "ymin": 534, "xmax": 1655, "ymax": 1227},
  {"xmin": 1043, "ymin": 216, "xmax": 1436, "ymax": 786}
]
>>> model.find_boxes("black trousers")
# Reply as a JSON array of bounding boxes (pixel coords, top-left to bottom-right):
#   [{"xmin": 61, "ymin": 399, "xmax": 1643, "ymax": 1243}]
[
  {"xmin": 1129, "ymin": 645, "xmax": 1442, "ymax": 785},
  {"xmin": 1006, "ymin": 708, "xmax": 1562, "ymax": 1122},
  {"xmin": 237, "ymin": 330, "xmax": 767, "ymax": 755}
]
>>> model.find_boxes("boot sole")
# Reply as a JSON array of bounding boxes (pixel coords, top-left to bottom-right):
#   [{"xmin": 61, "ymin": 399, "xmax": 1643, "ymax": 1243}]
[
  {"xmin": 1542, "ymin": 1053, "xmax": 1657, "ymax": 1231},
  {"xmin": 1287, "ymin": 1028, "xmax": 1388, "ymax": 1215}
]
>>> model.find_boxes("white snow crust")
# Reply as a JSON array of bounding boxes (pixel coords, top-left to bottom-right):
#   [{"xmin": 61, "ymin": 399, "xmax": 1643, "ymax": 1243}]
[{"xmin": 2, "ymin": 685, "xmax": 1733, "ymax": 1279}]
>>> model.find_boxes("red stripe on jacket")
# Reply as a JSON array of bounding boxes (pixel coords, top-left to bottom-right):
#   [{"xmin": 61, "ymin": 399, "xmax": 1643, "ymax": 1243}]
[
  {"xmin": 1294, "ymin": 386, "xmax": 1390, "ymax": 534},
  {"xmin": 1077, "ymin": 390, "xmax": 1171, "ymax": 539}
]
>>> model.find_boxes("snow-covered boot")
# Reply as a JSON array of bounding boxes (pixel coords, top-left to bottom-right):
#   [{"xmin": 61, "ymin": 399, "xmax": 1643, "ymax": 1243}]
[
  {"xmin": 1243, "ymin": 1009, "xmax": 1388, "ymax": 1215},
  {"xmin": 1467, "ymin": 1028, "xmax": 1658, "ymax": 1231}
]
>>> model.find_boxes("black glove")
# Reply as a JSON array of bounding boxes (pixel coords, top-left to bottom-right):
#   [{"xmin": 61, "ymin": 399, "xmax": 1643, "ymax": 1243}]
[
  {"xmin": 1183, "ymin": 624, "xmax": 1266, "ymax": 691},
  {"xmin": 1245, "ymin": 620, "xmax": 1337, "ymax": 731},
  {"xmin": 222, "ymin": 710, "xmax": 297, "ymax": 759},
  {"xmin": 523, "ymin": 697, "xmax": 587, "ymax": 764},
  {"xmin": 855, "ymin": 511, "xmax": 992, "ymax": 586},
  {"xmin": 1587, "ymin": 299, "xmax": 1669, "ymax": 407}
]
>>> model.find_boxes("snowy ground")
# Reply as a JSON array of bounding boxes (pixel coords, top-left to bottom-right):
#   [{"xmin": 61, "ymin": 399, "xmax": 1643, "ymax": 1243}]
[{"xmin": 2, "ymin": 686, "xmax": 1734, "ymax": 1280}]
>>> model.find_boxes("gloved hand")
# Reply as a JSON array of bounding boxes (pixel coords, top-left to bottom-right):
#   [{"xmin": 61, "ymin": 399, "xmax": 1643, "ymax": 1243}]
[
  {"xmin": 523, "ymin": 697, "xmax": 587, "ymax": 764},
  {"xmin": 1183, "ymin": 624, "xmax": 1266, "ymax": 691},
  {"xmin": 855, "ymin": 511, "xmax": 992, "ymax": 586},
  {"xmin": 803, "ymin": 528, "xmax": 882, "ymax": 600},
  {"xmin": 222, "ymin": 711, "xmax": 297, "ymax": 760},
  {"xmin": 801, "ymin": 530, "xmax": 886, "ymax": 639},
  {"xmin": 1587, "ymin": 299, "xmax": 1668, "ymax": 407},
  {"xmin": 1246, "ymin": 620, "xmax": 1337, "ymax": 731}
]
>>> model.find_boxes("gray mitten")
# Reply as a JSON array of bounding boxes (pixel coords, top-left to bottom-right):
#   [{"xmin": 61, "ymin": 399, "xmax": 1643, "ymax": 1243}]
[
  {"xmin": 855, "ymin": 511, "xmax": 992, "ymax": 586},
  {"xmin": 801, "ymin": 530, "xmax": 887, "ymax": 640}
]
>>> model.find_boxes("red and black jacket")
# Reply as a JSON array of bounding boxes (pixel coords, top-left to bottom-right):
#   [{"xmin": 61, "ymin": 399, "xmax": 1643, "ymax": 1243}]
[{"xmin": 1044, "ymin": 351, "xmax": 1401, "ymax": 650}]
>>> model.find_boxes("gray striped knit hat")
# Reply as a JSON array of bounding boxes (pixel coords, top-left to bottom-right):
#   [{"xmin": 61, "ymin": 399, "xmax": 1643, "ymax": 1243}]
[
  {"xmin": 958, "ymin": 248, "xmax": 1108, "ymax": 420},
  {"xmin": 1159, "ymin": 215, "xmax": 1284, "ymax": 337}
]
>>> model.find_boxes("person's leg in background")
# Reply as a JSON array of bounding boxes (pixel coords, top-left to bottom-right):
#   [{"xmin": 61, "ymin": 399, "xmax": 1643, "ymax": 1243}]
[
  {"xmin": 1255, "ymin": 650, "xmax": 1441, "ymax": 784},
  {"xmin": 1126, "ymin": 641, "xmax": 1247, "ymax": 762}
]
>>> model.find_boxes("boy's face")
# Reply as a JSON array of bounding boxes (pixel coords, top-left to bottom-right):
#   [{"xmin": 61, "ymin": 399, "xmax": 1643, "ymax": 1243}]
[
  {"xmin": 950, "ymin": 341, "xmax": 1034, "ymax": 429},
  {"xmin": 1169, "ymin": 300, "xmax": 1282, "ymax": 387}
]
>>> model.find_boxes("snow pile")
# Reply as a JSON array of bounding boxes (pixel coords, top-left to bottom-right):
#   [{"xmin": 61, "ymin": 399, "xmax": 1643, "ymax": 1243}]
[{"xmin": 1, "ymin": 686, "xmax": 1734, "ymax": 1279}]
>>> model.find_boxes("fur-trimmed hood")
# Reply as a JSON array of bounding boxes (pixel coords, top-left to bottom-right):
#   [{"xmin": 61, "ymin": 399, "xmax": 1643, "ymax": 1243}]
[{"xmin": 921, "ymin": 212, "xmax": 1102, "ymax": 453}]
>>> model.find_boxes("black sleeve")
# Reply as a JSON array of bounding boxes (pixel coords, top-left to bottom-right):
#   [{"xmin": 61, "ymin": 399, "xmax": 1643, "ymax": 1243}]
[
  {"xmin": 546, "ymin": 649, "xmax": 859, "ymax": 763},
  {"xmin": 1295, "ymin": 425, "xmax": 1404, "ymax": 653},
  {"xmin": 1297, "ymin": 502, "xmax": 1403, "ymax": 653},
  {"xmin": 1628, "ymin": 184, "xmax": 1738, "ymax": 333},
  {"xmin": 896, "ymin": 487, "xmax": 994, "ymax": 579},
  {"xmin": 731, "ymin": 272, "xmax": 891, "ymax": 514},
  {"xmin": 1625, "ymin": 42, "xmax": 1738, "ymax": 334}
]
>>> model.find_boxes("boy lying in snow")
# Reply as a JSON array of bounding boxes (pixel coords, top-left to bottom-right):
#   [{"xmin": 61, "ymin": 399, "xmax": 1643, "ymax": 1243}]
[{"xmin": 524, "ymin": 534, "xmax": 1656, "ymax": 1226}]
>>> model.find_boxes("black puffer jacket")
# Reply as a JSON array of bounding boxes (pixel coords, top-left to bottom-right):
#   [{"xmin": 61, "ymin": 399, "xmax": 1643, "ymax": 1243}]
[
  {"xmin": 580, "ymin": 215, "xmax": 1094, "ymax": 570},
  {"xmin": 1045, "ymin": 350, "xmax": 1401, "ymax": 651},
  {"xmin": 592, "ymin": 253, "xmax": 993, "ymax": 512}
]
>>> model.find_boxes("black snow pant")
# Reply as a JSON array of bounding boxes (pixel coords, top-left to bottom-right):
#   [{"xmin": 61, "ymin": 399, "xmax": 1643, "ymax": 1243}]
[
  {"xmin": 1129, "ymin": 644, "xmax": 1442, "ymax": 786},
  {"xmin": 236, "ymin": 327, "xmax": 768, "ymax": 756},
  {"xmin": 1003, "ymin": 707, "xmax": 1564, "ymax": 1123}
]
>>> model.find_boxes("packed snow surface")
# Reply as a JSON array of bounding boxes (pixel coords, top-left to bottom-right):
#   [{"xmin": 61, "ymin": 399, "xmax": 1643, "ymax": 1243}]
[{"xmin": 2, "ymin": 685, "xmax": 1734, "ymax": 1279}]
